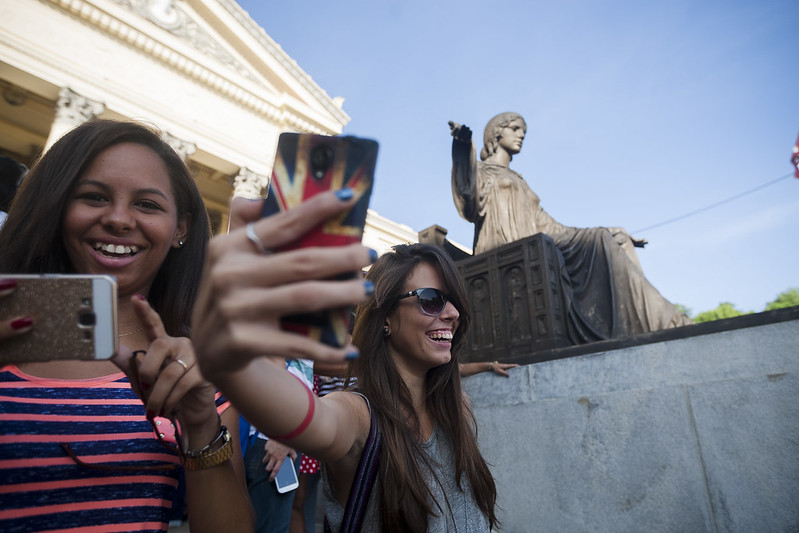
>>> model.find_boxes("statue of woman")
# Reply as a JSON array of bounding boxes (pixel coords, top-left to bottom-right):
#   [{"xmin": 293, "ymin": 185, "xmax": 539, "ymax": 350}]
[{"xmin": 449, "ymin": 112, "xmax": 691, "ymax": 341}]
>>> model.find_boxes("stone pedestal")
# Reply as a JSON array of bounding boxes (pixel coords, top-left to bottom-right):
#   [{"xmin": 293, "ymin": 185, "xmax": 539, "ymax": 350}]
[{"xmin": 455, "ymin": 234, "xmax": 570, "ymax": 362}]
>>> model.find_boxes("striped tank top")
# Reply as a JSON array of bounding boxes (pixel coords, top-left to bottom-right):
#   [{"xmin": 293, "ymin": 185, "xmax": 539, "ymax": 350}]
[{"xmin": 0, "ymin": 365, "xmax": 227, "ymax": 532}]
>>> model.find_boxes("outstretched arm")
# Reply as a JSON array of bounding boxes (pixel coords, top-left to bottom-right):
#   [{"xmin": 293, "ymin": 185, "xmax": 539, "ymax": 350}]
[
  {"xmin": 459, "ymin": 361, "xmax": 519, "ymax": 378},
  {"xmin": 449, "ymin": 121, "xmax": 479, "ymax": 222},
  {"xmin": 192, "ymin": 191, "xmax": 375, "ymax": 464}
]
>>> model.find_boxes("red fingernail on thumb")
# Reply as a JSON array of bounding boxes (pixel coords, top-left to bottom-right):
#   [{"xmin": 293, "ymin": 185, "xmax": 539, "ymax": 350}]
[{"xmin": 11, "ymin": 316, "xmax": 33, "ymax": 330}]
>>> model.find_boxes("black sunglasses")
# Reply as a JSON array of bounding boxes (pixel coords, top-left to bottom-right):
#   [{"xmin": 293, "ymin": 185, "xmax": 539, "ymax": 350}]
[{"xmin": 397, "ymin": 287, "xmax": 450, "ymax": 316}]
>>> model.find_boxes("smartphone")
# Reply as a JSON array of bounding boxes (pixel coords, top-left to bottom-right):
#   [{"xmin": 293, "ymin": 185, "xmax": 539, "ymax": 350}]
[
  {"xmin": 274, "ymin": 455, "xmax": 299, "ymax": 493},
  {"xmin": 262, "ymin": 132, "xmax": 378, "ymax": 347},
  {"xmin": 0, "ymin": 274, "xmax": 118, "ymax": 364}
]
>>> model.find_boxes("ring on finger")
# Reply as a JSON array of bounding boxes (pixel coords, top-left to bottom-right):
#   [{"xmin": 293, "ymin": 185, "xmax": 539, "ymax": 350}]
[
  {"xmin": 172, "ymin": 358, "xmax": 189, "ymax": 371},
  {"xmin": 246, "ymin": 222, "xmax": 270, "ymax": 255}
]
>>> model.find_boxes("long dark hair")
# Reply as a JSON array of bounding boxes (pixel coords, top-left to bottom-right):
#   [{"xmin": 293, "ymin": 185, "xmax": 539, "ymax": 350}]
[
  {"xmin": 0, "ymin": 119, "xmax": 210, "ymax": 336},
  {"xmin": 349, "ymin": 243, "xmax": 498, "ymax": 532}
]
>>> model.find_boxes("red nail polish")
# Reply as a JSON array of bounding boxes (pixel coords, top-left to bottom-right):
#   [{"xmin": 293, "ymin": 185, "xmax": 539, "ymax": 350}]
[
  {"xmin": 11, "ymin": 316, "xmax": 33, "ymax": 330},
  {"xmin": 0, "ymin": 278, "xmax": 17, "ymax": 291},
  {"xmin": 134, "ymin": 294, "xmax": 146, "ymax": 301}
]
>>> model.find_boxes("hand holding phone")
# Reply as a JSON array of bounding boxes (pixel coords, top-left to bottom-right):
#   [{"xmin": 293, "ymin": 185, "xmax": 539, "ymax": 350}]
[
  {"xmin": 0, "ymin": 275, "xmax": 118, "ymax": 364},
  {"xmin": 262, "ymin": 132, "xmax": 378, "ymax": 347}
]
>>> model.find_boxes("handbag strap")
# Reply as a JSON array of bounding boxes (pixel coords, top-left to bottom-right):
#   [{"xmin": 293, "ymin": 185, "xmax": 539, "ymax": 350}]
[{"xmin": 325, "ymin": 394, "xmax": 382, "ymax": 533}]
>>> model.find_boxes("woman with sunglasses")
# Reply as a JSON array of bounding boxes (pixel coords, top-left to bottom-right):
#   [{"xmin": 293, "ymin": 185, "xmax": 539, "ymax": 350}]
[
  {"xmin": 193, "ymin": 193, "xmax": 499, "ymax": 533},
  {"xmin": 0, "ymin": 120, "xmax": 253, "ymax": 532}
]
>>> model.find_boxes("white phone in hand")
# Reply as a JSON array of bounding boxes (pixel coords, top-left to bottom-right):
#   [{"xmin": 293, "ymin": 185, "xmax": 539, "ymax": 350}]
[{"xmin": 274, "ymin": 455, "xmax": 299, "ymax": 493}]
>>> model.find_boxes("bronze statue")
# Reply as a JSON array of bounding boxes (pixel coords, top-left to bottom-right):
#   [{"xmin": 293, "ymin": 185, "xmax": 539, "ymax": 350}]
[{"xmin": 449, "ymin": 112, "xmax": 691, "ymax": 341}]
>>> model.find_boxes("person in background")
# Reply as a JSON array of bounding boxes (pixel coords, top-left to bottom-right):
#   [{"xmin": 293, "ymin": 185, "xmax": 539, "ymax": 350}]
[
  {"xmin": 242, "ymin": 358, "xmax": 312, "ymax": 533},
  {"xmin": 192, "ymin": 192, "xmax": 499, "ymax": 533},
  {"xmin": 0, "ymin": 119, "xmax": 253, "ymax": 532},
  {"xmin": 461, "ymin": 360, "xmax": 517, "ymax": 377}
]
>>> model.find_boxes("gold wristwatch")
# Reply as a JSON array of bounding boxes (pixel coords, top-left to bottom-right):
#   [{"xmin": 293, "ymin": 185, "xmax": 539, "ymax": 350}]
[{"xmin": 181, "ymin": 425, "xmax": 233, "ymax": 471}]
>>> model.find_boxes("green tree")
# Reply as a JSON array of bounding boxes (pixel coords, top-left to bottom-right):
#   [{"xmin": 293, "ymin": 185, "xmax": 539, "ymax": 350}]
[
  {"xmin": 674, "ymin": 303, "xmax": 692, "ymax": 318},
  {"xmin": 765, "ymin": 288, "xmax": 799, "ymax": 310},
  {"xmin": 693, "ymin": 302, "xmax": 752, "ymax": 323}
]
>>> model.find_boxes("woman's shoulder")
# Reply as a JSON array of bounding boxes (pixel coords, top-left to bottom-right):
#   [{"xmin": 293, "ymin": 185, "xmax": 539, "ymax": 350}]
[
  {"xmin": 324, "ymin": 389, "xmax": 371, "ymax": 418},
  {"xmin": 319, "ymin": 390, "xmax": 374, "ymax": 480}
]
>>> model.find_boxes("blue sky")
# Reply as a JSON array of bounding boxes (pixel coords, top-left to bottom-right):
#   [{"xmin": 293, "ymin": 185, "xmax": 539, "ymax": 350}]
[{"xmin": 236, "ymin": 0, "xmax": 798, "ymax": 315}]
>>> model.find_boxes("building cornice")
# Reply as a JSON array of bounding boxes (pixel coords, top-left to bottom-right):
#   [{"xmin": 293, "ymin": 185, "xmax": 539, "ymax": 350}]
[
  {"xmin": 215, "ymin": 0, "xmax": 350, "ymax": 127},
  {"xmin": 45, "ymin": 0, "xmax": 341, "ymax": 134}
]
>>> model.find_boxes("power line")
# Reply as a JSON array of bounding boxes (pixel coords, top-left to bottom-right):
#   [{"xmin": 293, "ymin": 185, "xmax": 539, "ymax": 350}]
[{"xmin": 632, "ymin": 172, "xmax": 794, "ymax": 234}]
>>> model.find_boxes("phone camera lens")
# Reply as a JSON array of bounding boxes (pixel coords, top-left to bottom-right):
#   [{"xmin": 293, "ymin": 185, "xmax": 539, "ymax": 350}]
[
  {"xmin": 78, "ymin": 312, "xmax": 97, "ymax": 327},
  {"xmin": 310, "ymin": 144, "xmax": 334, "ymax": 180}
]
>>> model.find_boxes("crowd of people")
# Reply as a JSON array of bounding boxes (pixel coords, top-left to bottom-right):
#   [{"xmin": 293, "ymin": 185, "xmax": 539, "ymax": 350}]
[{"xmin": 0, "ymin": 118, "xmax": 518, "ymax": 532}]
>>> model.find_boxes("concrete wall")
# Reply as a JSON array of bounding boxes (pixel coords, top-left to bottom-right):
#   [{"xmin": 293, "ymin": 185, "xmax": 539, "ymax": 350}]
[{"xmin": 463, "ymin": 309, "xmax": 799, "ymax": 533}]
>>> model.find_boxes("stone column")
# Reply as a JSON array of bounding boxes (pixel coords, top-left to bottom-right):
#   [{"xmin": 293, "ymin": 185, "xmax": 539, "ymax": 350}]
[
  {"xmin": 44, "ymin": 87, "xmax": 105, "ymax": 151},
  {"xmin": 232, "ymin": 167, "xmax": 268, "ymax": 199},
  {"xmin": 162, "ymin": 132, "xmax": 196, "ymax": 161}
]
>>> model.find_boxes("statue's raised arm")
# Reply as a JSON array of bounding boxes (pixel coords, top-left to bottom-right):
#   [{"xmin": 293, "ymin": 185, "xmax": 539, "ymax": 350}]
[{"xmin": 449, "ymin": 121, "xmax": 479, "ymax": 228}]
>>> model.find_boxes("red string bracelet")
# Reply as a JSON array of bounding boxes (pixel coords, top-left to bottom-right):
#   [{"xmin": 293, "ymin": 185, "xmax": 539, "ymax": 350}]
[{"xmin": 273, "ymin": 374, "xmax": 316, "ymax": 441}]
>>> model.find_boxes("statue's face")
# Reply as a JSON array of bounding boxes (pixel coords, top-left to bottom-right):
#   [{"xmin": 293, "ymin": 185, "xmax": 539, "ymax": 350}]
[{"xmin": 498, "ymin": 118, "xmax": 526, "ymax": 155}]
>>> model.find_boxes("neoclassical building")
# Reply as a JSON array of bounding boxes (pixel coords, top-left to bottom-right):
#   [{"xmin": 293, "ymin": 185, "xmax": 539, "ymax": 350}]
[{"xmin": 0, "ymin": 0, "xmax": 424, "ymax": 252}]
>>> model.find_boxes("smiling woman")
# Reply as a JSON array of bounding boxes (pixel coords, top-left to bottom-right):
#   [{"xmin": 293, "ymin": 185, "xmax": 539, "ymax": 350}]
[
  {"xmin": 61, "ymin": 142, "xmax": 188, "ymax": 303},
  {"xmin": 0, "ymin": 120, "xmax": 205, "ymax": 337},
  {"xmin": 345, "ymin": 244, "xmax": 497, "ymax": 532},
  {"xmin": 0, "ymin": 119, "xmax": 253, "ymax": 532},
  {"xmin": 193, "ymin": 241, "xmax": 498, "ymax": 533}
]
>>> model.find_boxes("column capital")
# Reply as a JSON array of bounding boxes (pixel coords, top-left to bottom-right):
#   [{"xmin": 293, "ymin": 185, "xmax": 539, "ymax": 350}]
[
  {"xmin": 54, "ymin": 87, "xmax": 105, "ymax": 125},
  {"xmin": 232, "ymin": 168, "xmax": 268, "ymax": 199},
  {"xmin": 162, "ymin": 132, "xmax": 196, "ymax": 161},
  {"xmin": 44, "ymin": 88, "xmax": 106, "ymax": 152}
]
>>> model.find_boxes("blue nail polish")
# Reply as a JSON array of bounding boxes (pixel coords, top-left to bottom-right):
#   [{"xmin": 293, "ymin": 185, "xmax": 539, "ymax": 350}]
[
  {"xmin": 364, "ymin": 280, "xmax": 375, "ymax": 296},
  {"xmin": 345, "ymin": 350, "xmax": 359, "ymax": 360},
  {"xmin": 368, "ymin": 248, "xmax": 378, "ymax": 263},
  {"xmin": 335, "ymin": 188, "xmax": 354, "ymax": 201}
]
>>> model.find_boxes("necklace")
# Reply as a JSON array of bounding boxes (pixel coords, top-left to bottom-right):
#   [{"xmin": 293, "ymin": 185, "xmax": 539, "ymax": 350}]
[{"xmin": 119, "ymin": 327, "xmax": 144, "ymax": 338}]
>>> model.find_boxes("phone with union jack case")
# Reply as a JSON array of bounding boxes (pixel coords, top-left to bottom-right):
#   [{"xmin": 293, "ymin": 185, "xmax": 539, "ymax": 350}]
[{"xmin": 262, "ymin": 132, "xmax": 378, "ymax": 347}]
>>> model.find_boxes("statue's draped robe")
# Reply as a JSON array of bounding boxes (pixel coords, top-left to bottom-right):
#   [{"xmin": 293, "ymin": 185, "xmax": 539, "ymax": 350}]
[{"xmin": 452, "ymin": 156, "xmax": 690, "ymax": 342}]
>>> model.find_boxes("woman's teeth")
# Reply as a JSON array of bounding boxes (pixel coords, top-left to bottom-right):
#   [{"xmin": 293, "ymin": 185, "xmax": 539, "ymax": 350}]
[
  {"xmin": 428, "ymin": 331, "xmax": 453, "ymax": 342},
  {"xmin": 94, "ymin": 243, "xmax": 140, "ymax": 255}
]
